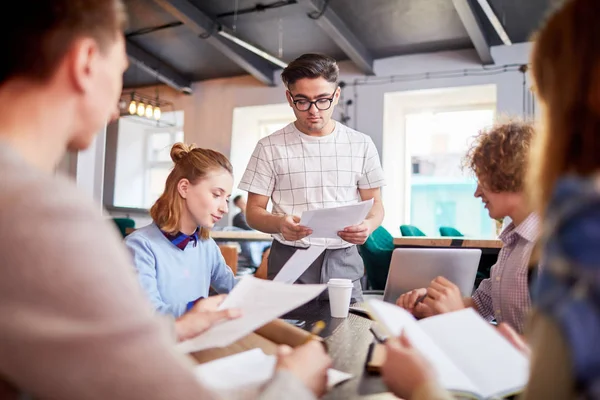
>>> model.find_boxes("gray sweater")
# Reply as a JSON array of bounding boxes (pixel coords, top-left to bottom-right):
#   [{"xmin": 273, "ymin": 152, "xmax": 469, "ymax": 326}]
[{"xmin": 0, "ymin": 144, "xmax": 315, "ymax": 400}]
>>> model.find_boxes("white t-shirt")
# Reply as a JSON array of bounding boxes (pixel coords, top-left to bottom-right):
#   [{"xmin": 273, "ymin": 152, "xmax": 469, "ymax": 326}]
[{"xmin": 238, "ymin": 121, "xmax": 385, "ymax": 249}]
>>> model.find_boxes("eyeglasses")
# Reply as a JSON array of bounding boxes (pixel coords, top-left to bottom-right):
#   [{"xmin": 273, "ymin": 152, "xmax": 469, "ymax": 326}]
[{"xmin": 289, "ymin": 91, "xmax": 336, "ymax": 111}]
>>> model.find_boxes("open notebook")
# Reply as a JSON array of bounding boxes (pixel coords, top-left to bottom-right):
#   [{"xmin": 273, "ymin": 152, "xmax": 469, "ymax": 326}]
[
  {"xmin": 194, "ymin": 348, "xmax": 352, "ymax": 400},
  {"xmin": 366, "ymin": 300, "xmax": 529, "ymax": 400}
]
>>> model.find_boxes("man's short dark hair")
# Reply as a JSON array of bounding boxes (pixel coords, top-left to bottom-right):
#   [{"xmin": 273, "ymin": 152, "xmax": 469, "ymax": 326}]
[
  {"xmin": 233, "ymin": 195, "xmax": 243, "ymax": 205},
  {"xmin": 0, "ymin": 0, "xmax": 127, "ymax": 84},
  {"xmin": 281, "ymin": 53, "xmax": 339, "ymax": 88}
]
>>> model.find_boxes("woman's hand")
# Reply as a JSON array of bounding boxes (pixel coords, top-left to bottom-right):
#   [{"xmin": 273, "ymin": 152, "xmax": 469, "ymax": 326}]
[{"xmin": 381, "ymin": 330, "xmax": 436, "ymax": 399}]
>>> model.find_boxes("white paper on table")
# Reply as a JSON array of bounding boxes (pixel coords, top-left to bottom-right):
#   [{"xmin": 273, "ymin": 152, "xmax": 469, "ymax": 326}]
[
  {"xmin": 273, "ymin": 245, "xmax": 326, "ymax": 283},
  {"xmin": 176, "ymin": 276, "xmax": 326, "ymax": 353},
  {"xmin": 299, "ymin": 199, "xmax": 374, "ymax": 239},
  {"xmin": 194, "ymin": 348, "xmax": 353, "ymax": 400}
]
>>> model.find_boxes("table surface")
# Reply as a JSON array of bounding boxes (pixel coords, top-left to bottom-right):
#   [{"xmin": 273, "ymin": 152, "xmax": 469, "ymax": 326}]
[
  {"xmin": 284, "ymin": 300, "xmax": 395, "ymax": 400},
  {"xmin": 210, "ymin": 230, "xmax": 273, "ymax": 241},
  {"xmin": 393, "ymin": 236, "xmax": 502, "ymax": 249}
]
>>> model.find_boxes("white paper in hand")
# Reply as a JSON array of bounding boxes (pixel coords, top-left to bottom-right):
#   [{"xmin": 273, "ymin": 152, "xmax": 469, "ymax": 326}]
[
  {"xmin": 194, "ymin": 348, "xmax": 353, "ymax": 400},
  {"xmin": 273, "ymin": 245, "xmax": 326, "ymax": 283},
  {"xmin": 299, "ymin": 199, "xmax": 374, "ymax": 239},
  {"xmin": 176, "ymin": 276, "xmax": 326, "ymax": 353}
]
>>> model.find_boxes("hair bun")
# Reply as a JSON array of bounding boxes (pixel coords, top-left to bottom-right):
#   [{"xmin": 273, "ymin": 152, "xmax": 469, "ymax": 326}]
[{"xmin": 170, "ymin": 142, "xmax": 197, "ymax": 163}]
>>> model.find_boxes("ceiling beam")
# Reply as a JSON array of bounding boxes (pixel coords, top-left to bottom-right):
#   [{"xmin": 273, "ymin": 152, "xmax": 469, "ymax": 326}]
[
  {"xmin": 126, "ymin": 40, "xmax": 193, "ymax": 93},
  {"xmin": 153, "ymin": 0, "xmax": 277, "ymax": 86},
  {"xmin": 452, "ymin": 0, "xmax": 494, "ymax": 65},
  {"xmin": 297, "ymin": 0, "xmax": 374, "ymax": 75},
  {"xmin": 475, "ymin": 0, "xmax": 512, "ymax": 46}
]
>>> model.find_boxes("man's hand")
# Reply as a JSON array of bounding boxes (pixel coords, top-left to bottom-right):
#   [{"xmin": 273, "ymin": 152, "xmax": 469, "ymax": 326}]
[
  {"xmin": 381, "ymin": 331, "xmax": 436, "ymax": 399},
  {"xmin": 423, "ymin": 276, "xmax": 465, "ymax": 315},
  {"xmin": 395, "ymin": 288, "xmax": 434, "ymax": 319},
  {"xmin": 338, "ymin": 221, "xmax": 371, "ymax": 244},
  {"xmin": 279, "ymin": 215, "xmax": 312, "ymax": 241},
  {"xmin": 276, "ymin": 341, "xmax": 332, "ymax": 397}
]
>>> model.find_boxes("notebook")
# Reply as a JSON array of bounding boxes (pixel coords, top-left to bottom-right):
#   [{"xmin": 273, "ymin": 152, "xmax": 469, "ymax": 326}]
[{"xmin": 366, "ymin": 300, "xmax": 529, "ymax": 400}]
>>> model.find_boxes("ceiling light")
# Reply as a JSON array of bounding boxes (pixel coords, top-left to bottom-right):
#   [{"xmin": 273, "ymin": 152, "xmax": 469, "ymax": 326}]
[
  {"xmin": 145, "ymin": 104, "xmax": 154, "ymax": 118},
  {"xmin": 218, "ymin": 28, "xmax": 288, "ymax": 69}
]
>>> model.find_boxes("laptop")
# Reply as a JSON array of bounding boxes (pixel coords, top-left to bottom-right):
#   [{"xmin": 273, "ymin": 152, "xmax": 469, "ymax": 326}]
[{"xmin": 382, "ymin": 248, "xmax": 482, "ymax": 304}]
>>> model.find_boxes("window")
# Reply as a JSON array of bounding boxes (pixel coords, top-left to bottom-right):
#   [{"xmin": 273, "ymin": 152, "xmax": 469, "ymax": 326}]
[
  {"xmin": 230, "ymin": 104, "xmax": 295, "ymax": 192},
  {"xmin": 111, "ymin": 111, "xmax": 184, "ymax": 209},
  {"xmin": 407, "ymin": 108, "xmax": 495, "ymax": 237},
  {"xmin": 146, "ymin": 130, "xmax": 184, "ymax": 206},
  {"xmin": 383, "ymin": 85, "xmax": 497, "ymax": 238}
]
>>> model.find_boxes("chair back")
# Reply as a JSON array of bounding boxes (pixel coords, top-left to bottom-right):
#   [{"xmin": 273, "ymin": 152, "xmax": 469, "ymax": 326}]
[
  {"xmin": 254, "ymin": 247, "xmax": 270, "ymax": 279},
  {"xmin": 218, "ymin": 244, "xmax": 238, "ymax": 276},
  {"xmin": 400, "ymin": 225, "xmax": 426, "ymax": 237},
  {"xmin": 112, "ymin": 218, "xmax": 135, "ymax": 238},
  {"xmin": 439, "ymin": 226, "xmax": 464, "ymax": 237},
  {"xmin": 359, "ymin": 226, "xmax": 394, "ymax": 290}
]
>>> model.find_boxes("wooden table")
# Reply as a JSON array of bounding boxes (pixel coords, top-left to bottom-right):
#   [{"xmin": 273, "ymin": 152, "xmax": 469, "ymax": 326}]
[
  {"xmin": 393, "ymin": 236, "xmax": 502, "ymax": 250},
  {"xmin": 284, "ymin": 300, "xmax": 394, "ymax": 400},
  {"xmin": 210, "ymin": 230, "xmax": 272, "ymax": 242}
]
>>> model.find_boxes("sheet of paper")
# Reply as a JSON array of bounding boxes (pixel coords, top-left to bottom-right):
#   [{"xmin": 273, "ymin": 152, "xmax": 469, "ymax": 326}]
[
  {"xmin": 177, "ymin": 276, "xmax": 326, "ymax": 353},
  {"xmin": 419, "ymin": 308, "xmax": 529, "ymax": 399},
  {"xmin": 366, "ymin": 300, "xmax": 478, "ymax": 394},
  {"xmin": 273, "ymin": 245, "xmax": 326, "ymax": 283},
  {"xmin": 194, "ymin": 348, "xmax": 353, "ymax": 400},
  {"xmin": 299, "ymin": 198, "xmax": 374, "ymax": 239}
]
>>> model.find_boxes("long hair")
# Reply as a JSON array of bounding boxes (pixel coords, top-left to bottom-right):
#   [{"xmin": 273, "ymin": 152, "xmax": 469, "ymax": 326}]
[
  {"xmin": 528, "ymin": 0, "xmax": 600, "ymax": 215},
  {"xmin": 150, "ymin": 143, "xmax": 233, "ymax": 238}
]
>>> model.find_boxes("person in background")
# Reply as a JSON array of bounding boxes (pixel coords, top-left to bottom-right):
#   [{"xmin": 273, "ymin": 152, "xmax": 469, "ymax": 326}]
[
  {"xmin": 239, "ymin": 53, "xmax": 385, "ymax": 301},
  {"xmin": 396, "ymin": 120, "xmax": 540, "ymax": 334},
  {"xmin": 0, "ymin": 1, "xmax": 331, "ymax": 398},
  {"xmin": 233, "ymin": 195, "xmax": 252, "ymax": 230},
  {"xmin": 125, "ymin": 143, "xmax": 236, "ymax": 318},
  {"xmin": 232, "ymin": 194, "xmax": 272, "ymax": 269},
  {"xmin": 382, "ymin": 0, "xmax": 600, "ymax": 398}
]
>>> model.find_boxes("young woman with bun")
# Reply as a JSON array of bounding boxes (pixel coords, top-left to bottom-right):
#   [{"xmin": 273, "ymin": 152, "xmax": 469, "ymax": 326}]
[{"xmin": 125, "ymin": 143, "xmax": 236, "ymax": 317}]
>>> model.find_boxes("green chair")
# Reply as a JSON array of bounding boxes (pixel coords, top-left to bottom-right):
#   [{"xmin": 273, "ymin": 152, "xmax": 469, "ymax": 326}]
[
  {"xmin": 400, "ymin": 225, "xmax": 426, "ymax": 237},
  {"xmin": 112, "ymin": 218, "xmax": 135, "ymax": 238},
  {"xmin": 359, "ymin": 226, "xmax": 394, "ymax": 290},
  {"xmin": 439, "ymin": 226, "xmax": 464, "ymax": 237}
]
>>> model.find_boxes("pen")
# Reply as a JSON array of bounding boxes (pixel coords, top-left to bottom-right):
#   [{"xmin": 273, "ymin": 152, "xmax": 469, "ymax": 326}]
[
  {"xmin": 413, "ymin": 293, "xmax": 428, "ymax": 307},
  {"xmin": 302, "ymin": 320, "xmax": 326, "ymax": 344}
]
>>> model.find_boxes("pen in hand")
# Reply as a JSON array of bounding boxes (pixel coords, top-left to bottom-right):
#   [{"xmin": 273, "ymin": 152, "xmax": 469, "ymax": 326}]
[
  {"xmin": 413, "ymin": 293, "xmax": 428, "ymax": 308},
  {"xmin": 302, "ymin": 320, "xmax": 326, "ymax": 344}
]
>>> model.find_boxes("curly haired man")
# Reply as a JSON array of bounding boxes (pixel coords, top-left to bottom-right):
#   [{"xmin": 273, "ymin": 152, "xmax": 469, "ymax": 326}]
[{"xmin": 396, "ymin": 120, "xmax": 540, "ymax": 334}]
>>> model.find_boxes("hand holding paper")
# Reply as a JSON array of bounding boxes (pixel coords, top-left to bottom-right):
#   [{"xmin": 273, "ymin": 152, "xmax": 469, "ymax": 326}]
[
  {"xmin": 194, "ymin": 348, "xmax": 352, "ymax": 400},
  {"xmin": 177, "ymin": 277, "xmax": 326, "ymax": 353},
  {"xmin": 279, "ymin": 214, "xmax": 313, "ymax": 242},
  {"xmin": 299, "ymin": 199, "xmax": 374, "ymax": 240}
]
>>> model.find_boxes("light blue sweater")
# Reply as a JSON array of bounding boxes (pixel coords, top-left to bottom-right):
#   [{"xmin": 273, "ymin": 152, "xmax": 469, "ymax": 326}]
[{"xmin": 124, "ymin": 223, "xmax": 235, "ymax": 317}]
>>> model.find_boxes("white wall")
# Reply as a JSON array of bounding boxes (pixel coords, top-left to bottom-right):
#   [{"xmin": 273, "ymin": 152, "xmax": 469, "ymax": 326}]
[{"xmin": 70, "ymin": 126, "xmax": 107, "ymax": 213}]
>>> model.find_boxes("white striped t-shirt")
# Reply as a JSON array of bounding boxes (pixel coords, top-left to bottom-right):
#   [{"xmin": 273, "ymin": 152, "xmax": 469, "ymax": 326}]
[{"xmin": 238, "ymin": 121, "xmax": 385, "ymax": 249}]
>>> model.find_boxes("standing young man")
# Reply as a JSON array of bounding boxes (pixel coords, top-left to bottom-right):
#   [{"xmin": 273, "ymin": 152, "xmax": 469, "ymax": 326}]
[
  {"xmin": 0, "ymin": 2, "xmax": 330, "ymax": 399},
  {"xmin": 239, "ymin": 54, "xmax": 385, "ymax": 301}
]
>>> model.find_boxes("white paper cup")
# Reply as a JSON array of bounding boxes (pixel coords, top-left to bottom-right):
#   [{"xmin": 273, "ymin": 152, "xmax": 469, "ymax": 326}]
[{"xmin": 327, "ymin": 278, "xmax": 353, "ymax": 318}]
